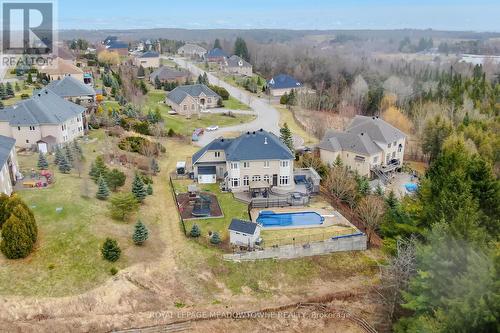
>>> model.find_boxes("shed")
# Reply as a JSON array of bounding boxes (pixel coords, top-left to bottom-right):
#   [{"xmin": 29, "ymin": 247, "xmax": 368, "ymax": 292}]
[
  {"xmin": 197, "ymin": 165, "xmax": 216, "ymax": 184},
  {"xmin": 176, "ymin": 161, "xmax": 186, "ymax": 175},
  {"xmin": 228, "ymin": 218, "xmax": 261, "ymax": 248}
]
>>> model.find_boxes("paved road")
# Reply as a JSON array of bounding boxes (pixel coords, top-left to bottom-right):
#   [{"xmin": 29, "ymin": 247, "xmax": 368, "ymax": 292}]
[{"xmin": 168, "ymin": 57, "xmax": 280, "ymax": 146}]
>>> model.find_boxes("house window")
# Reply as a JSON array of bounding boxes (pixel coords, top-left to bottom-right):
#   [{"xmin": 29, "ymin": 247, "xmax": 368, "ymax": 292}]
[
  {"xmin": 373, "ymin": 156, "xmax": 378, "ymax": 163},
  {"xmin": 208, "ymin": 98, "xmax": 212, "ymax": 103},
  {"xmin": 215, "ymin": 151, "xmax": 221, "ymax": 158},
  {"xmin": 183, "ymin": 105, "xmax": 187, "ymax": 110},
  {"xmin": 280, "ymin": 160, "xmax": 289, "ymax": 168},
  {"xmin": 243, "ymin": 161, "xmax": 250, "ymax": 168},
  {"xmin": 398, "ymin": 144, "xmax": 403, "ymax": 153},
  {"xmin": 263, "ymin": 161, "xmax": 270, "ymax": 168},
  {"xmin": 392, "ymin": 151, "xmax": 396, "ymax": 158},
  {"xmin": 252, "ymin": 175, "xmax": 261, "ymax": 182},
  {"xmin": 243, "ymin": 176, "xmax": 249, "ymax": 186},
  {"xmin": 26, "ymin": 139, "xmax": 29, "ymax": 143},
  {"xmin": 279, "ymin": 176, "xmax": 289, "ymax": 186},
  {"xmin": 29, "ymin": 126, "xmax": 35, "ymax": 130},
  {"xmin": 231, "ymin": 162, "xmax": 239, "ymax": 169},
  {"xmin": 263, "ymin": 175, "xmax": 270, "ymax": 183},
  {"xmin": 231, "ymin": 178, "xmax": 240, "ymax": 187}
]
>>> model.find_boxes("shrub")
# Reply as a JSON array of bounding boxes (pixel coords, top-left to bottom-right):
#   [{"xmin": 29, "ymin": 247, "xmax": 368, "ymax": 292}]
[
  {"xmin": 132, "ymin": 121, "xmax": 151, "ymax": 135},
  {"xmin": 210, "ymin": 232, "xmax": 221, "ymax": 245},
  {"xmin": 110, "ymin": 267, "xmax": 118, "ymax": 275},
  {"xmin": 132, "ymin": 220, "xmax": 149, "ymax": 245},
  {"xmin": 58, "ymin": 156, "xmax": 71, "ymax": 173},
  {"xmin": 106, "ymin": 169, "xmax": 126, "ymax": 191},
  {"xmin": 118, "ymin": 136, "xmax": 165, "ymax": 156},
  {"xmin": 101, "ymin": 238, "xmax": 121, "ymax": 262},
  {"xmin": 12, "ymin": 204, "xmax": 37, "ymax": 244},
  {"xmin": 190, "ymin": 224, "xmax": 201, "ymax": 238},
  {"xmin": 167, "ymin": 128, "xmax": 175, "ymax": 137},
  {"xmin": 109, "ymin": 192, "xmax": 139, "ymax": 221},
  {"xmin": 0, "ymin": 215, "xmax": 34, "ymax": 259},
  {"xmin": 208, "ymin": 85, "xmax": 229, "ymax": 100}
]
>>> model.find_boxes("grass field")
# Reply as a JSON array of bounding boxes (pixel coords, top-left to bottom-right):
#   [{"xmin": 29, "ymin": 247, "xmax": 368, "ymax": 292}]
[
  {"xmin": 223, "ymin": 96, "xmax": 251, "ymax": 110},
  {"xmin": 164, "ymin": 113, "xmax": 255, "ymax": 136},
  {"xmin": 276, "ymin": 106, "xmax": 319, "ymax": 145}
]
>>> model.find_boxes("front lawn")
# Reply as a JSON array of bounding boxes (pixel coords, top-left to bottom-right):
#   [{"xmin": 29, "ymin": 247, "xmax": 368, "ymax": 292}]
[
  {"xmin": 223, "ymin": 96, "xmax": 251, "ymax": 110},
  {"xmin": 164, "ymin": 113, "xmax": 255, "ymax": 136}
]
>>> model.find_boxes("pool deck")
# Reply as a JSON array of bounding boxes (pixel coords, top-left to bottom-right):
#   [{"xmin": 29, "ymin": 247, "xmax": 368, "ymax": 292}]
[{"xmin": 250, "ymin": 207, "xmax": 354, "ymax": 230}]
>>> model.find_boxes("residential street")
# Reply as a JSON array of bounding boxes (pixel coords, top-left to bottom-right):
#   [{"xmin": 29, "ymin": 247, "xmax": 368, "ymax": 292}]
[{"xmin": 169, "ymin": 57, "xmax": 280, "ymax": 146}]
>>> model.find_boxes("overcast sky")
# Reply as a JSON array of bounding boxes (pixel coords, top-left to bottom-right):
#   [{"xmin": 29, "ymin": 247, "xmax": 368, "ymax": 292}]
[{"xmin": 57, "ymin": 0, "xmax": 500, "ymax": 32}]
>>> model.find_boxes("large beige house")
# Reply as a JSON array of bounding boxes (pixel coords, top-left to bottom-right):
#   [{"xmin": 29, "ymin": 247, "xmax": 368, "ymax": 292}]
[
  {"xmin": 177, "ymin": 44, "xmax": 207, "ymax": 58},
  {"xmin": 39, "ymin": 57, "xmax": 85, "ymax": 82},
  {"xmin": 0, "ymin": 135, "xmax": 18, "ymax": 195},
  {"xmin": 318, "ymin": 116, "xmax": 406, "ymax": 178},
  {"xmin": 223, "ymin": 55, "xmax": 253, "ymax": 76},
  {"xmin": 0, "ymin": 89, "xmax": 85, "ymax": 151},
  {"xmin": 133, "ymin": 51, "xmax": 160, "ymax": 68},
  {"xmin": 192, "ymin": 129, "xmax": 295, "ymax": 193},
  {"xmin": 166, "ymin": 84, "xmax": 220, "ymax": 117}
]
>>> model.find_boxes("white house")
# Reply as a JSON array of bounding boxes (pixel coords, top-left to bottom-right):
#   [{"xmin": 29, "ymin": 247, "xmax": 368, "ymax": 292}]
[
  {"xmin": 228, "ymin": 218, "xmax": 261, "ymax": 248},
  {"xmin": 0, "ymin": 89, "xmax": 85, "ymax": 150},
  {"xmin": 0, "ymin": 135, "xmax": 18, "ymax": 195}
]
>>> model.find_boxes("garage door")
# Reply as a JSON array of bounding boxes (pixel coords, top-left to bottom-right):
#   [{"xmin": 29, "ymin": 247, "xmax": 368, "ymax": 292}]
[
  {"xmin": 198, "ymin": 174, "xmax": 216, "ymax": 184},
  {"xmin": 38, "ymin": 142, "xmax": 48, "ymax": 153}
]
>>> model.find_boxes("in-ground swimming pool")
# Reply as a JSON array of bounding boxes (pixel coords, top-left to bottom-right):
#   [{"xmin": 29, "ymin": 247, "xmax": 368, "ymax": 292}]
[{"xmin": 256, "ymin": 210, "xmax": 324, "ymax": 227}]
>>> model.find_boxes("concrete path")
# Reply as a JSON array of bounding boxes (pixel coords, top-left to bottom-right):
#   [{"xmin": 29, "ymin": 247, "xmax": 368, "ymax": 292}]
[{"xmin": 167, "ymin": 57, "xmax": 280, "ymax": 146}]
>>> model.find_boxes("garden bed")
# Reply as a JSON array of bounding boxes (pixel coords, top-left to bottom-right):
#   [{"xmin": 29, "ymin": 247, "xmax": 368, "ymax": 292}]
[{"xmin": 176, "ymin": 191, "xmax": 223, "ymax": 220}]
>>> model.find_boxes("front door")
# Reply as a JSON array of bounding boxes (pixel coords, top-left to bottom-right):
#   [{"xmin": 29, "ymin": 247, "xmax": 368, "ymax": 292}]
[
  {"xmin": 218, "ymin": 167, "xmax": 224, "ymax": 179},
  {"xmin": 272, "ymin": 174, "xmax": 278, "ymax": 186}
]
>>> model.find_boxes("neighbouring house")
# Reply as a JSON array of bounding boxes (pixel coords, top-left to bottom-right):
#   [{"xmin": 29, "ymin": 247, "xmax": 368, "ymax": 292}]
[
  {"xmin": 318, "ymin": 115, "xmax": 407, "ymax": 178},
  {"xmin": 166, "ymin": 84, "xmax": 220, "ymax": 117},
  {"xmin": 228, "ymin": 218, "xmax": 261, "ymax": 248},
  {"xmin": 149, "ymin": 66, "xmax": 191, "ymax": 84},
  {"xmin": 205, "ymin": 48, "xmax": 228, "ymax": 63},
  {"xmin": 103, "ymin": 36, "xmax": 118, "ymax": 45},
  {"xmin": 56, "ymin": 46, "xmax": 77, "ymax": 65},
  {"xmin": 133, "ymin": 50, "xmax": 160, "ymax": 68},
  {"xmin": 191, "ymin": 129, "xmax": 295, "ymax": 193},
  {"xmin": 105, "ymin": 41, "xmax": 129, "ymax": 56},
  {"xmin": 0, "ymin": 89, "xmax": 85, "ymax": 150},
  {"xmin": 177, "ymin": 44, "xmax": 207, "ymax": 58},
  {"xmin": 223, "ymin": 55, "xmax": 252, "ymax": 76},
  {"xmin": 39, "ymin": 57, "xmax": 85, "ymax": 82},
  {"xmin": 267, "ymin": 74, "xmax": 303, "ymax": 97},
  {"xmin": 45, "ymin": 76, "xmax": 97, "ymax": 128},
  {"xmin": 0, "ymin": 135, "xmax": 18, "ymax": 195}
]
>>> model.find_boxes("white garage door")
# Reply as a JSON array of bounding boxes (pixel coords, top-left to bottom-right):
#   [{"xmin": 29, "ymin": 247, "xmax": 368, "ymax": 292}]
[
  {"xmin": 198, "ymin": 175, "xmax": 216, "ymax": 184},
  {"xmin": 38, "ymin": 142, "xmax": 48, "ymax": 153}
]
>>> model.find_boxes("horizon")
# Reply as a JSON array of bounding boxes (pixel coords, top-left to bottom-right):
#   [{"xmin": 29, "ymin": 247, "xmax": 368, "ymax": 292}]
[{"xmin": 56, "ymin": 0, "xmax": 500, "ymax": 32}]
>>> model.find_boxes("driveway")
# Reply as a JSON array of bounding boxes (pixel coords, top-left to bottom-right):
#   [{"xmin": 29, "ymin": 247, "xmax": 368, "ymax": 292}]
[{"xmin": 168, "ymin": 57, "xmax": 280, "ymax": 146}]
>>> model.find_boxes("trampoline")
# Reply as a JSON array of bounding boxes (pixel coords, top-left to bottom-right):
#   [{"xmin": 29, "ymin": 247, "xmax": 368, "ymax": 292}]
[{"xmin": 191, "ymin": 194, "xmax": 212, "ymax": 217}]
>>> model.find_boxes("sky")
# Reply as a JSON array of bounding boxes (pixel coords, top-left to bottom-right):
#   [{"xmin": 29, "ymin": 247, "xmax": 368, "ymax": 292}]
[{"xmin": 56, "ymin": 0, "xmax": 500, "ymax": 32}]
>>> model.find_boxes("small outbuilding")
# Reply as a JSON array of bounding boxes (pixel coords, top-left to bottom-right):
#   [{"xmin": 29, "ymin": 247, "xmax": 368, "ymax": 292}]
[{"xmin": 228, "ymin": 218, "xmax": 261, "ymax": 248}]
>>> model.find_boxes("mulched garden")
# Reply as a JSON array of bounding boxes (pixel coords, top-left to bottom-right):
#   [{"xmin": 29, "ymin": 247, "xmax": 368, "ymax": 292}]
[{"xmin": 176, "ymin": 191, "xmax": 223, "ymax": 220}]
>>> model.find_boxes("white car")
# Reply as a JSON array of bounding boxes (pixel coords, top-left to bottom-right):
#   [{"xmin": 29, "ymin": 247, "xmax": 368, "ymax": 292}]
[{"xmin": 206, "ymin": 125, "xmax": 219, "ymax": 131}]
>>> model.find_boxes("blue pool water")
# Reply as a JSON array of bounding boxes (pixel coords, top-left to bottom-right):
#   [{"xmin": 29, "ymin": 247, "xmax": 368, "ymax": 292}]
[{"xmin": 256, "ymin": 211, "xmax": 324, "ymax": 227}]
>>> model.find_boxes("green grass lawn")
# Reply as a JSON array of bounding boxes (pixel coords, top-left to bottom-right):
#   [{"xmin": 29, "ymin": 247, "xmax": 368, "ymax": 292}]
[
  {"xmin": 172, "ymin": 180, "xmax": 249, "ymax": 240},
  {"xmin": 164, "ymin": 113, "xmax": 255, "ymax": 136},
  {"xmin": 223, "ymin": 96, "xmax": 251, "ymax": 110},
  {"xmin": 3, "ymin": 86, "xmax": 34, "ymax": 107}
]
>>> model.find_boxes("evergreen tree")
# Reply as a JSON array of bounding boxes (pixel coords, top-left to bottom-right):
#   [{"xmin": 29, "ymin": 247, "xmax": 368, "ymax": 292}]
[
  {"xmin": 101, "ymin": 238, "xmax": 121, "ymax": 262},
  {"xmin": 132, "ymin": 220, "xmax": 149, "ymax": 245},
  {"xmin": 89, "ymin": 156, "xmax": 108, "ymax": 182},
  {"xmin": 14, "ymin": 82, "xmax": 20, "ymax": 92},
  {"xmin": 26, "ymin": 72, "xmax": 33, "ymax": 84},
  {"xmin": 110, "ymin": 192, "xmax": 139, "ymax": 221},
  {"xmin": 131, "ymin": 174, "xmax": 147, "ymax": 202},
  {"xmin": 12, "ymin": 204, "xmax": 37, "ymax": 244},
  {"xmin": 64, "ymin": 145, "xmax": 73, "ymax": 165},
  {"xmin": 0, "ymin": 84, "xmax": 6, "ymax": 100},
  {"xmin": 5, "ymin": 82, "xmax": 14, "ymax": 97},
  {"xmin": 151, "ymin": 158, "xmax": 160, "ymax": 175},
  {"xmin": 96, "ymin": 175, "xmax": 110, "ymax": 200},
  {"xmin": 0, "ymin": 101, "xmax": 4, "ymax": 109},
  {"xmin": 106, "ymin": 169, "xmax": 126, "ymax": 191},
  {"xmin": 146, "ymin": 183, "xmax": 153, "ymax": 195},
  {"xmin": 0, "ymin": 214, "xmax": 34, "ymax": 259},
  {"xmin": 37, "ymin": 152, "xmax": 49, "ymax": 170},
  {"xmin": 233, "ymin": 37, "xmax": 250, "ymax": 61},
  {"xmin": 54, "ymin": 146, "xmax": 64, "ymax": 165},
  {"xmin": 210, "ymin": 231, "xmax": 221, "ymax": 245},
  {"xmin": 213, "ymin": 38, "xmax": 222, "ymax": 49},
  {"xmin": 279, "ymin": 123, "xmax": 294, "ymax": 152},
  {"xmin": 154, "ymin": 75, "xmax": 161, "ymax": 89},
  {"xmin": 58, "ymin": 155, "xmax": 71, "ymax": 173},
  {"xmin": 72, "ymin": 140, "xmax": 83, "ymax": 157},
  {"xmin": 190, "ymin": 224, "xmax": 201, "ymax": 238}
]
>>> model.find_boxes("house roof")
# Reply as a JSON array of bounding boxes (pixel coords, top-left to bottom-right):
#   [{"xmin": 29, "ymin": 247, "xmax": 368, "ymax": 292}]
[
  {"xmin": 347, "ymin": 115, "xmax": 406, "ymax": 144},
  {"xmin": 0, "ymin": 89, "xmax": 85, "ymax": 126},
  {"xmin": 150, "ymin": 66, "xmax": 189, "ymax": 81},
  {"xmin": 0, "ymin": 135, "xmax": 15, "ymax": 167},
  {"xmin": 198, "ymin": 165, "xmax": 216, "ymax": 175},
  {"xmin": 167, "ymin": 84, "xmax": 219, "ymax": 105},
  {"xmin": 139, "ymin": 51, "xmax": 159, "ymax": 58},
  {"xmin": 267, "ymin": 74, "xmax": 302, "ymax": 90},
  {"xmin": 104, "ymin": 36, "xmax": 118, "ymax": 45},
  {"xmin": 45, "ymin": 76, "xmax": 96, "ymax": 98},
  {"xmin": 206, "ymin": 48, "xmax": 228, "ymax": 58},
  {"xmin": 318, "ymin": 130, "xmax": 382, "ymax": 156},
  {"xmin": 192, "ymin": 129, "xmax": 294, "ymax": 164},
  {"xmin": 226, "ymin": 55, "xmax": 251, "ymax": 68},
  {"xmin": 107, "ymin": 41, "xmax": 128, "ymax": 49},
  {"xmin": 39, "ymin": 57, "xmax": 83, "ymax": 76},
  {"xmin": 229, "ymin": 218, "xmax": 258, "ymax": 235},
  {"xmin": 178, "ymin": 44, "xmax": 207, "ymax": 54}
]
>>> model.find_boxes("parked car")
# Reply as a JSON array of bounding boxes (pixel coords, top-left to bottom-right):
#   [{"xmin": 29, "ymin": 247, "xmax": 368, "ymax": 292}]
[{"xmin": 206, "ymin": 125, "xmax": 219, "ymax": 131}]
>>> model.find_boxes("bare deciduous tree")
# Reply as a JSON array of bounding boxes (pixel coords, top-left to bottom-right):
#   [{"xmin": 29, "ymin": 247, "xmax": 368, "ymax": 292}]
[{"xmin": 357, "ymin": 195, "xmax": 385, "ymax": 243}]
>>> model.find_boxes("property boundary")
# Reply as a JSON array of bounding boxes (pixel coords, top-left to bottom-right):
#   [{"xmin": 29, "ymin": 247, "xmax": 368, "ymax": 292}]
[{"xmin": 169, "ymin": 176, "xmax": 187, "ymax": 235}]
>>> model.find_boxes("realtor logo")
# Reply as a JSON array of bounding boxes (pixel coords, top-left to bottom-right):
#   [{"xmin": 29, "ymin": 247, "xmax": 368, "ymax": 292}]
[{"xmin": 2, "ymin": 1, "xmax": 54, "ymax": 54}]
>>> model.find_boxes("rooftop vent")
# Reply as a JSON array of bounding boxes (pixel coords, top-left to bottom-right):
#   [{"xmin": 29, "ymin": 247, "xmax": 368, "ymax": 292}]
[
  {"xmin": 247, "ymin": 131, "xmax": 250, "ymax": 135},
  {"xmin": 264, "ymin": 137, "xmax": 268, "ymax": 145},
  {"xmin": 360, "ymin": 132, "xmax": 364, "ymax": 136},
  {"xmin": 259, "ymin": 128, "xmax": 263, "ymax": 132},
  {"xmin": 252, "ymin": 131, "xmax": 255, "ymax": 135}
]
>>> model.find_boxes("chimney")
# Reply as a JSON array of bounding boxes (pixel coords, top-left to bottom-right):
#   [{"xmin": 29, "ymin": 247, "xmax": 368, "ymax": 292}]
[{"xmin": 264, "ymin": 137, "xmax": 268, "ymax": 145}]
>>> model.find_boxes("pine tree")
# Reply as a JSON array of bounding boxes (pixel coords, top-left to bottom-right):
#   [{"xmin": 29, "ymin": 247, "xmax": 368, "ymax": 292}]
[
  {"xmin": 96, "ymin": 175, "xmax": 110, "ymax": 200},
  {"xmin": 54, "ymin": 146, "xmax": 64, "ymax": 165},
  {"xmin": 190, "ymin": 224, "xmax": 201, "ymax": 238},
  {"xmin": 101, "ymin": 238, "xmax": 121, "ymax": 262},
  {"xmin": 110, "ymin": 192, "xmax": 139, "ymax": 221},
  {"xmin": 213, "ymin": 38, "xmax": 222, "ymax": 49},
  {"xmin": 12, "ymin": 204, "xmax": 37, "ymax": 244},
  {"xmin": 58, "ymin": 155, "xmax": 71, "ymax": 174},
  {"xmin": 137, "ymin": 65, "xmax": 145, "ymax": 78},
  {"xmin": 210, "ymin": 231, "xmax": 221, "ymax": 245},
  {"xmin": 279, "ymin": 123, "xmax": 294, "ymax": 152},
  {"xmin": 37, "ymin": 152, "xmax": 49, "ymax": 170},
  {"xmin": 151, "ymin": 158, "xmax": 160, "ymax": 175},
  {"xmin": 5, "ymin": 82, "xmax": 14, "ymax": 97},
  {"xmin": 132, "ymin": 220, "xmax": 149, "ymax": 245},
  {"xmin": 72, "ymin": 140, "xmax": 83, "ymax": 157},
  {"xmin": 64, "ymin": 145, "xmax": 73, "ymax": 165},
  {"xmin": 90, "ymin": 156, "xmax": 108, "ymax": 182},
  {"xmin": 14, "ymin": 82, "xmax": 20, "ymax": 92},
  {"xmin": 131, "ymin": 174, "xmax": 147, "ymax": 202},
  {"xmin": 146, "ymin": 183, "xmax": 153, "ymax": 195},
  {"xmin": 26, "ymin": 72, "xmax": 33, "ymax": 84},
  {"xmin": 233, "ymin": 37, "xmax": 250, "ymax": 61}
]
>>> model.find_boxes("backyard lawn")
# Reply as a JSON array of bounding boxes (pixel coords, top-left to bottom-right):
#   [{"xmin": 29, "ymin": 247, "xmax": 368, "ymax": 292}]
[{"xmin": 164, "ymin": 113, "xmax": 255, "ymax": 136}]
